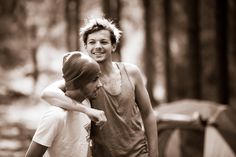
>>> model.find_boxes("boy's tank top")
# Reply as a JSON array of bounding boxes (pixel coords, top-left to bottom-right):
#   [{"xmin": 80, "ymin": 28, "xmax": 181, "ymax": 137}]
[{"xmin": 90, "ymin": 62, "xmax": 148, "ymax": 157}]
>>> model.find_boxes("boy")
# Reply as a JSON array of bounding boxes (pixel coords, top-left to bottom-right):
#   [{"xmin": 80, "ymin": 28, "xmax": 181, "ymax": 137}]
[{"xmin": 25, "ymin": 52, "xmax": 107, "ymax": 157}]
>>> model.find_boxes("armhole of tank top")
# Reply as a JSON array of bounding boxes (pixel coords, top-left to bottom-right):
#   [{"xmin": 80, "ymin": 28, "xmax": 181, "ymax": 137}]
[
  {"xmin": 87, "ymin": 98, "xmax": 93, "ymax": 107},
  {"xmin": 120, "ymin": 63, "xmax": 135, "ymax": 91}
]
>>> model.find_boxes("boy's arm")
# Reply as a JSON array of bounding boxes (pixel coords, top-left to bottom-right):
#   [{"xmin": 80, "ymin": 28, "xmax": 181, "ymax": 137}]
[
  {"xmin": 135, "ymin": 76, "xmax": 158, "ymax": 157},
  {"xmin": 41, "ymin": 80, "xmax": 106, "ymax": 124},
  {"xmin": 41, "ymin": 80, "xmax": 77, "ymax": 110},
  {"xmin": 25, "ymin": 141, "xmax": 47, "ymax": 157},
  {"xmin": 125, "ymin": 64, "xmax": 158, "ymax": 157}
]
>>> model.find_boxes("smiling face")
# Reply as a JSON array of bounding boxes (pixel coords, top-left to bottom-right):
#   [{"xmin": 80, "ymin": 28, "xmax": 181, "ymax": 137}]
[{"xmin": 85, "ymin": 30, "xmax": 116, "ymax": 63}]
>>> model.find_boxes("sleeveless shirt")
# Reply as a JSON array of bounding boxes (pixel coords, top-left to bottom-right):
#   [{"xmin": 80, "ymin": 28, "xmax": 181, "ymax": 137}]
[{"xmin": 90, "ymin": 63, "xmax": 148, "ymax": 157}]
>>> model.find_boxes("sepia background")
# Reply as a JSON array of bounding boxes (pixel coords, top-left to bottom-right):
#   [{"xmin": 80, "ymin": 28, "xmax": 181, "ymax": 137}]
[{"xmin": 0, "ymin": 0, "xmax": 235, "ymax": 156}]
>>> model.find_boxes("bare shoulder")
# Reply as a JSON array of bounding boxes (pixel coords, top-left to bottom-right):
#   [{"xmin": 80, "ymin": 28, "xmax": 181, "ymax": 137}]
[
  {"xmin": 122, "ymin": 62, "xmax": 144, "ymax": 85},
  {"xmin": 122, "ymin": 62, "xmax": 141, "ymax": 75}
]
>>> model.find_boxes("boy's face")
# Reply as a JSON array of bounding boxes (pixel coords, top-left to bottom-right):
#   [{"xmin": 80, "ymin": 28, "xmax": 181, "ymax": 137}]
[
  {"xmin": 85, "ymin": 30, "xmax": 116, "ymax": 63},
  {"xmin": 66, "ymin": 74, "xmax": 102, "ymax": 100},
  {"xmin": 81, "ymin": 75, "xmax": 102, "ymax": 99}
]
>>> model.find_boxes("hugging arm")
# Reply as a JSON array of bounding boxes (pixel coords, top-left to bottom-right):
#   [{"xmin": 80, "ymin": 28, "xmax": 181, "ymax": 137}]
[{"xmin": 41, "ymin": 80, "xmax": 106, "ymax": 124}]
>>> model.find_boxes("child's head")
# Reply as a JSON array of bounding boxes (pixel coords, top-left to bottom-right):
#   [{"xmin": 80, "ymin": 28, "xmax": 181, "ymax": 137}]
[{"xmin": 62, "ymin": 51, "xmax": 100, "ymax": 91}]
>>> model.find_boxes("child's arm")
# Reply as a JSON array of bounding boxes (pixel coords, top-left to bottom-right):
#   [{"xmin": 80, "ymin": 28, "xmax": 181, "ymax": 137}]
[{"xmin": 41, "ymin": 80, "xmax": 106, "ymax": 124}]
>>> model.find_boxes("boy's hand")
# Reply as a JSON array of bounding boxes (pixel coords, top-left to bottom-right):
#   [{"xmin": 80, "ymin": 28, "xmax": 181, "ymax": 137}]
[{"xmin": 86, "ymin": 108, "xmax": 107, "ymax": 127}]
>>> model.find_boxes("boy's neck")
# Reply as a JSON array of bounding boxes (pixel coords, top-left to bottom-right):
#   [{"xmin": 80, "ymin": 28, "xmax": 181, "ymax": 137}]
[{"xmin": 99, "ymin": 61, "xmax": 114, "ymax": 75}]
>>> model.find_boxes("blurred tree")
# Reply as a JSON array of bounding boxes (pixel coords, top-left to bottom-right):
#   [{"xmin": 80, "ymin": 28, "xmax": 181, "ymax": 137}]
[
  {"xmin": 0, "ymin": 0, "xmax": 29, "ymax": 70},
  {"xmin": 163, "ymin": 0, "xmax": 172, "ymax": 102},
  {"xmin": 27, "ymin": 25, "xmax": 39, "ymax": 94},
  {"xmin": 200, "ymin": 0, "xmax": 219, "ymax": 103},
  {"xmin": 215, "ymin": 0, "xmax": 229, "ymax": 104},
  {"xmin": 102, "ymin": 0, "xmax": 122, "ymax": 61},
  {"xmin": 228, "ymin": 0, "xmax": 236, "ymax": 107},
  {"xmin": 167, "ymin": 0, "xmax": 189, "ymax": 101},
  {"xmin": 142, "ymin": 0, "xmax": 159, "ymax": 106},
  {"xmin": 181, "ymin": 2, "xmax": 204, "ymax": 157},
  {"xmin": 185, "ymin": 0, "xmax": 201, "ymax": 99},
  {"xmin": 65, "ymin": 0, "xmax": 80, "ymax": 51}
]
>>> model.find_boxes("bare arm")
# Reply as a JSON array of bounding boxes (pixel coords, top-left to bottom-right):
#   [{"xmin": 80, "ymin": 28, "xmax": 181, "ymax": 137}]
[
  {"xmin": 41, "ymin": 80, "xmax": 106, "ymax": 124},
  {"xmin": 41, "ymin": 80, "xmax": 85, "ymax": 111},
  {"xmin": 25, "ymin": 141, "xmax": 47, "ymax": 157},
  {"xmin": 126, "ymin": 64, "xmax": 158, "ymax": 157}
]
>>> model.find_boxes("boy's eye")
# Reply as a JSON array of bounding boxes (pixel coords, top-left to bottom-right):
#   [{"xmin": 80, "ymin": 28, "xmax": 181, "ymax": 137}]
[
  {"xmin": 88, "ymin": 41, "xmax": 95, "ymax": 44},
  {"xmin": 101, "ymin": 40, "xmax": 109, "ymax": 44},
  {"xmin": 93, "ymin": 76, "xmax": 99, "ymax": 82}
]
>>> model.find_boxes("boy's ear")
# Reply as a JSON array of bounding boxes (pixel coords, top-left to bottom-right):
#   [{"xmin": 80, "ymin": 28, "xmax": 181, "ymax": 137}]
[{"xmin": 112, "ymin": 44, "xmax": 117, "ymax": 52}]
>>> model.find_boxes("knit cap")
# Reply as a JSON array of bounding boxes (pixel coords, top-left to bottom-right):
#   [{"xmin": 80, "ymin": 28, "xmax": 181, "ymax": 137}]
[{"xmin": 62, "ymin": 51, "xmax": 100, "ymax": 90}]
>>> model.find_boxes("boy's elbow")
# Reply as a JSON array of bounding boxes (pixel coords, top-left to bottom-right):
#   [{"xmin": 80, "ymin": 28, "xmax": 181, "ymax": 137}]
[
  {"xmin": 40, "ymin": 88, "xmax": 55, "ymax": 101},
  {"xmin": 40, "ymin": 88, "xmax": 49, "ymax": 100},
  {"xmin": 40, "ymin": 80, "xmax": 65, "ymax": 103},
  {"xmin": 40, "ymin": 90, "xmax": 45, "ymax": 99}
]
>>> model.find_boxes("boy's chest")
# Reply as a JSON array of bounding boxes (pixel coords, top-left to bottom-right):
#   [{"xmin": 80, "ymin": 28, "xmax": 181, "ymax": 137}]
[{"xmin": 101, "ymin": 72, "xmax": 122, "ymax": 95}]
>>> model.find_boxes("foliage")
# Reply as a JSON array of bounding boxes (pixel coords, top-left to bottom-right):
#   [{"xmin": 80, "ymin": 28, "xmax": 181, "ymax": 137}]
[{"xmin": 0, "ymin": 0, "xmax": 29, "ymax": 70}]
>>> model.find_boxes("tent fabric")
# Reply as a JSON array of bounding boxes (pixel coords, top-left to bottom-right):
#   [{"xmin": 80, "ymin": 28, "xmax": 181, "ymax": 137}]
[
  {"xmin": 213, "ymin": 107, "xmax": 236, "ymax": 154},
  {"xmin": 204, "ymin": 126, "xmax": 235, "ymax": 157},
  {"xmin": 155, "ymin": 99, "xmax": 236, "ymax": 157}
]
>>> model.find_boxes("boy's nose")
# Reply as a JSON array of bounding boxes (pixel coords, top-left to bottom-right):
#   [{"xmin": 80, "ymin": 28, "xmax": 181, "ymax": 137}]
[
  {"xmin": 97, "ymin": 80, "xmax": 102, "ymax": 88},
  {"xmin": 95, "ymin": 42, "xmax": 102, "ymax": 49}
]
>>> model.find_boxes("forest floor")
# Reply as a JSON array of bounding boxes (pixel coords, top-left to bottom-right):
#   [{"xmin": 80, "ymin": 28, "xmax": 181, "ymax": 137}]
[{"xmin": 0, "ymin": 97, "xmax": 48, "ymax": 157}]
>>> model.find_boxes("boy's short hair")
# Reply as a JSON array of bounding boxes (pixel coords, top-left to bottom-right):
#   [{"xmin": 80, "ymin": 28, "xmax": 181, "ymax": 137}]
[{"xmin": 80, "ymin": 18, "xmax": 122, "ymax": 45}]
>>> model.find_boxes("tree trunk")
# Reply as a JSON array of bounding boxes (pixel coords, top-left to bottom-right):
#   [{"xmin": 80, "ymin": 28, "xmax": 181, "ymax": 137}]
[
  {"xmin": 186, "ymin": 0, "xmax": 201, "ymax": 99},
  {"xmin": 163, "ymin": 0, "xmax": 172, "ymax": 102},
  {"xmin": 228, "ymin": 0, "xmax": 236, "ymax": 107},
  {"xmin": 215, "ymin": 0, "xmax": 229, "ymax": 104},
  {"xmin": 65, "ymin": 0, "xmax": 80, "ymax": 51},
  {"xmin": 200, "ymin": 0, "xmax": 218, "ymax": 102},
  {"xmin": 102, "ymin": 0, "xmax": 122, "ymax": 61},
  {"xmin": 142, "ymin": 0, "xmax": 159, "ymax": 106},
  {"xmin": 29, "ymin": 25, "xmax": 39, "ymax": 94},
  {"xmin": 0, "ymin": 0, "xmax": 28, "ymax": 69},
  {"xmin": 180, "ymin": 1, "xmax": 204, "ymax": 157}
]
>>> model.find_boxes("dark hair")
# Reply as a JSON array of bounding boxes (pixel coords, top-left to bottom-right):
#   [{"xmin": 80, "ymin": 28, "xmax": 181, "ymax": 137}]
[{"xmin": 80, "ymin": 18, "xmax": 122, "ymax": 45}]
